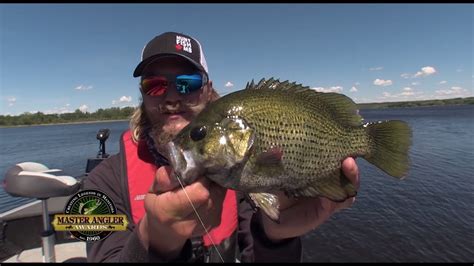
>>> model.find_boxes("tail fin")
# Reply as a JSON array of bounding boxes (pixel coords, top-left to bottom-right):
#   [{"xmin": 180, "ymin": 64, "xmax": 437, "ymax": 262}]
[{"xmin": 363, "ymin": 120, "xmax": 412, "ymax": 179}]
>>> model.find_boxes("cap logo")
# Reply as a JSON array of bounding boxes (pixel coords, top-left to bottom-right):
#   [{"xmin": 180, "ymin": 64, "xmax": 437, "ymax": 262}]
[{"xmin": 176, "ymin": 35, "xmax": 192, "ymax": 53}]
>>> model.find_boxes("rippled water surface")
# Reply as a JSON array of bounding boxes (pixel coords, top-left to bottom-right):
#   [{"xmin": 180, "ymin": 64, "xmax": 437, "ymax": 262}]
[{"xmin": 1, "ymin": 105, "xmax": 473, "ymax": 262}]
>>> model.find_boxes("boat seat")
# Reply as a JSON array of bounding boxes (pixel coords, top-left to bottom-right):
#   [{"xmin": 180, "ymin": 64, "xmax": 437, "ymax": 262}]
[{"xmin": 3, "ymin": 162, "xmax": 80, "ymax": 199}]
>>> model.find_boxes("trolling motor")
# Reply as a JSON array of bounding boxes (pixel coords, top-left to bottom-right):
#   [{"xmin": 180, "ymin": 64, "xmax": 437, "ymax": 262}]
[
  {"xmin": 96, "ymin": 128, "xmax": 110, "ymax": 159},
  {"xmin": 85, "ymin": 128, "xmax": 111, "ymax": 174}
]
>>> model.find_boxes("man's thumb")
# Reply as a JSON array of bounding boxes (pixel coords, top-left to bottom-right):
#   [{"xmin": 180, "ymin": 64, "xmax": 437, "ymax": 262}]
[{"xmin": 149, "ymin": 166, "xmax": 180, "ymax": 194}]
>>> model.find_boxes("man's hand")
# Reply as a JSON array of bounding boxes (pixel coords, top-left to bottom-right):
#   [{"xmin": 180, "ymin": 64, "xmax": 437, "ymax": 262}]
[
  {"xmin": 138, "ymin": 166, "xmax": 227, "ymax": 259},
  {"xmin": 260, "ymin": 157, "xmax": 360, "ymax": 241}
]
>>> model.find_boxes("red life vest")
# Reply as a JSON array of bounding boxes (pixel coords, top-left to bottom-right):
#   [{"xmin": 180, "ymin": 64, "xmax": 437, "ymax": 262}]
[{"xmin": 122, "ymin": 130, "xmax": 237, "ymax": 247}]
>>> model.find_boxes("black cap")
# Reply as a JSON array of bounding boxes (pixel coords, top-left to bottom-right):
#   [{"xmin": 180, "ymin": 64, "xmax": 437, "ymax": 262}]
[{"xmin": 133, "ymin": 32, "xmax": 209, "ymax": 78}]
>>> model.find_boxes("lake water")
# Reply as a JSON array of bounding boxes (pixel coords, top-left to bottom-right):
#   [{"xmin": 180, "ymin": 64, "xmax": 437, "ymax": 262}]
[{"xmin": 1, "ymin": 105, "xmax": 473, "ymax": 262}]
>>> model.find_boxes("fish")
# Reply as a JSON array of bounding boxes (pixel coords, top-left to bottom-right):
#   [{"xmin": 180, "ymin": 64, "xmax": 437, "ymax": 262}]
[{"xmin": 166, "ymin": 78, "xmax": 412, "ymax": 222}]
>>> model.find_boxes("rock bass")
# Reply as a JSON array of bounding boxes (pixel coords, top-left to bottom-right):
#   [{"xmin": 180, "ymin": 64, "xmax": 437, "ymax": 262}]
[{"xmin": 166, "ymin": 78, "xmax": 412, "ymax": 222}]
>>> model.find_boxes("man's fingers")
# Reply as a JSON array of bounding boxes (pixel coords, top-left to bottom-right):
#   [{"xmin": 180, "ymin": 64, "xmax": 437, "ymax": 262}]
[
  {"xmin": 156, "ymin": 177, "xmax": 212, "ymax": 221},
  {"xmin": 335, "ymin": 196, "xmax": 356, "ymax": 212},
  {"xmin": 261, "ymin": 197, "xmax": 333, "ymax": 239},
  {"xmin": 184, "ymin": 195, "xmax": 222, "ymax": 229},
  {"xmin": 174, "ymin": 182, "xmax": 226, "ymax": 237},
  {"xmin": 150, "ymin": 166, "xmax": 181, "ymax": 194},
  {"xmin": 342, "ymin": 157, "xmax": 360, "ymax": 190},
  {"xmin": 271, "ymin": 191, "xmax": 299, "ymax": 211}
]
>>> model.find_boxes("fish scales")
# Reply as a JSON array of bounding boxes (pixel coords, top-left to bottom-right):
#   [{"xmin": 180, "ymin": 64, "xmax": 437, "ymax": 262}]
[
  {"xmin": 166, "ymin": 78, "xmax": 412, "ymax": 221},
  {"xmin": 212, "ymin": 88, "xmax": 368, "ymax": 189}
]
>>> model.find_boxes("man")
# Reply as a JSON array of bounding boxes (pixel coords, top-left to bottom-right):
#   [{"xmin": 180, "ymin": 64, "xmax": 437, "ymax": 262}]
[{"xmin": 84, "ymin": 31, "xmax": 360, "ymax": 262}]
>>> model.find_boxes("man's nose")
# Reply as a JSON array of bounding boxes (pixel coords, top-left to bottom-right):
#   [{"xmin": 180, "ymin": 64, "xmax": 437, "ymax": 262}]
[{"xmin": 164, "ymin": 83, "xmax": 182, "ymax": 103}]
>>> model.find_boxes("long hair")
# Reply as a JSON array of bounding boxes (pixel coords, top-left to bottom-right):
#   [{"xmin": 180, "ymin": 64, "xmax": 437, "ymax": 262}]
[{"xmin": 129, "ymin": 85, "xmax": 221, "ymax": 143}]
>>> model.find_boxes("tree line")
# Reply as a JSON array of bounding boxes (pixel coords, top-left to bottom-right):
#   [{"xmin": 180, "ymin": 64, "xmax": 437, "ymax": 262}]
[
  {"xmin": 357, "ymin": 97, "xmax": 474, "ymax": 109},
  {"xmin": 0, "ymin": 107, "xmax": 136, "ymax": 126},
  {"xmin": 1, "ymin": 97, "xmax": 473, "ymax": 126}
]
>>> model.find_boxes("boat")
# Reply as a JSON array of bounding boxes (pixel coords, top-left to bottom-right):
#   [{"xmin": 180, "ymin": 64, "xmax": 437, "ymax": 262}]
[{"xmin": 0, "ymin": 129, "xmax": 112, "ymax": 262}]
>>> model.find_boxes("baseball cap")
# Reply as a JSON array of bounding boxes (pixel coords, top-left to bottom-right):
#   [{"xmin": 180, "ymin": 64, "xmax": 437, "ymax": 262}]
[{"xmin": 133, "ymin": 32, "xmax": 209, "ymax": 78}]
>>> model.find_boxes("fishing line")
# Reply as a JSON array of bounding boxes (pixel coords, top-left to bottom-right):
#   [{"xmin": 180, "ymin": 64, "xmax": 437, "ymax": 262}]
[{"xmin": 174, "ymin": 173, "xmax": 225, "ymax": 263}]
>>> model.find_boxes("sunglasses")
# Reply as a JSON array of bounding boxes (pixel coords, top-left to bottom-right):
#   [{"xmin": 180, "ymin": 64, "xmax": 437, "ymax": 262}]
[{"xmin": 141, "ymin": 73, "xmax": 207, "ymax": 97}]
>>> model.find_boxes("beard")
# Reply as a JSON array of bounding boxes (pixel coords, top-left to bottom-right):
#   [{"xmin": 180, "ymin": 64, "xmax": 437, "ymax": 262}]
[
  {"xmin": 150, "ymin": 122, "xmax": 178, "ymax": 147},
  {"xmin": 149, "ymin": 116, "xmax": 185, "ymax": 157},
  {"xmin": 147, "ymin": 100, "xmax": 208, "ymax": 155}
]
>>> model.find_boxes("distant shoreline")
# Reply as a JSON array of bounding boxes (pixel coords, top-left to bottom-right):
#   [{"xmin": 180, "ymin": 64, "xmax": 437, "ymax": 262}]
[
  {"xmin": 0, "ymin": 119, "xmax": 129, "ymax": 129},
  {"xmin": 1, "ymin": 97, "xmax": 472, "ymax": 128},
  {"xmin": 357, "ymin": 97, "xmax": 473, "ymax": 110}
]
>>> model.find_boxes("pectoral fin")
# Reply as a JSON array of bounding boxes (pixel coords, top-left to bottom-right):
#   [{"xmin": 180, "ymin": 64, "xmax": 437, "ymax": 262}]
[
  {"xmin": 248, "ymin": 192, "xmax": 281, "ymax": 223},
  {"xmin": 255, "ymin": 147, "xmax": 284, "ymax": 166}
]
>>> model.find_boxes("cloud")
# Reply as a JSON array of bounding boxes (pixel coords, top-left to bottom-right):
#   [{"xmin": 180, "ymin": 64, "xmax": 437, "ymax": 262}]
[
  {"xmin": 439, "ymin": 80, "xmax": 447, "ymax": 84},
  {"xmin": 43, "ymin": 105, "xmax": 72, "ymax": 115},
  {"xmin": 414, "ymin": 66, "xmax": 437, "ymax": 78},
  {"xmin": 120, "ymin": 96, "xmax": 132, "ymax": 102},
  {"xmin": 7, "ymin": 97, "xmax": 16, "ymax": 107},
  {"xmin": 312, "ymin": 86, "xmax": 343, "ymax": 93},
  {"xmin": 401, "ymin": 91, "xmax": 414, "ymax": 96},
  {"xmin": 225, "ymin": 81, "xmax": 234, "ymax": 87},
  {"xmin": 401, "ymin": 66, "xmax": 437, "ymax": 79},
  {"xmin": 435, "ymin": 86, "xmax": 469, "ymax": 97},
  {"xmin": 355, "ymin": 82, "xmax": 360, "ymax": 86},
  {"xmin": 411, "ymin": 82, "xmax": 420, "ymax": 86},
  {"xmin": 112, "ymin": 96, "xmax": 133, "ymax": 105},
  {"xmin": 74, "ymin": 85, "xmax": 93, "ymax": 91},
  {"xmin": 401, "ymin": 87, "xmax": 414, "ymax": 96},
  {"xmin": 350, "ymin": 86, "xmax": 358, "ymax": 92},
  {"xmin": 378, "ymin": 88, "xmax": 424, "ymax": 101},
  {"xmin": 369, "ymin": 66, "xmax": 383, "ymax": 71},
  {"xmin": 373, "ymin": 79, "xmax": 393, "ymax": 87},
  {"xmin": 456, "ymin": 69, "xmax": 463, "ymax": 72},
  {"xmin": 79, "ymin": 104, "xmax": 88, "ymax": 113}
]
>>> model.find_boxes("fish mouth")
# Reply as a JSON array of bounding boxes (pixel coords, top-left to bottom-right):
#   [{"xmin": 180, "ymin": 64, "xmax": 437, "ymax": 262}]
[{"xmin": 166, "ymin": 141, "xmax": 201, "ymax": 185}]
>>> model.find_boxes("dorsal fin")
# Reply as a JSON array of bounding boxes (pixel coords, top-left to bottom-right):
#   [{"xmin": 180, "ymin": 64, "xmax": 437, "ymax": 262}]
[
  {"xmin": 314, "ymin": 92, "xmax": 363, "ymax": 126},
  {"xmin": 245, "ymin": 78, "xmax": 310, "ymax": 91},
  {"xmin": 245, "ymin": 79, "xmax": 256, "ymax": 90},
  {"xmin": 245, "ymin": 78, "xmax": 271, "ymax": 90},
  {"xmin": 244, "ymin": 77, "xmax": 363, "ymax": 126}
]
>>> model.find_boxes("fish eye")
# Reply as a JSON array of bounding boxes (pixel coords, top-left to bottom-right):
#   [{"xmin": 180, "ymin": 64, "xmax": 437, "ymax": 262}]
[{"xmin": 190, "ymin": 126, "xmax": 207, "ymax": 141}]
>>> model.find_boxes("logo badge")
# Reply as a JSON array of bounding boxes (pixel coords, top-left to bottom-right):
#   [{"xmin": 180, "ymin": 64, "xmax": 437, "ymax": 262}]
[
  {"xmin": 176, "ymin": 35, "xmax": 192, "ymax": 53},
  {"xmin": 52, "ymin": 189, "xmax": 128, "ymax": 242}
]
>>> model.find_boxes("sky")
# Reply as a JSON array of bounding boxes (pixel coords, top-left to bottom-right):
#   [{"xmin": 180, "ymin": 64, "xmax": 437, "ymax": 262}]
[{"xmin": 0, "ymin": 4, "xmax": 473, "ymax": 115}]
